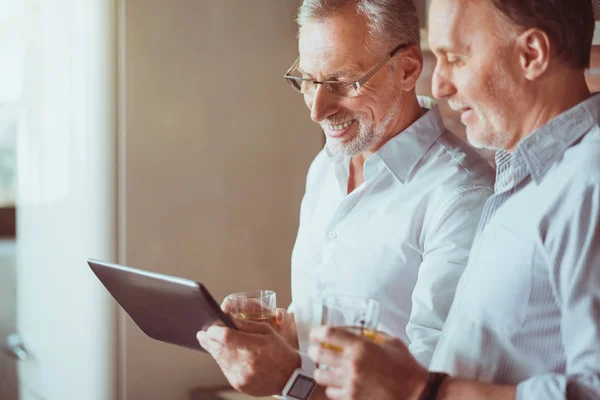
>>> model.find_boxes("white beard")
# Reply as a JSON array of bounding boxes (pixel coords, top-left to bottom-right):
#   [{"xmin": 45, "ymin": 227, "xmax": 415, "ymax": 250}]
[
  {"xmin": 464, "ymin": 108, "xmax": 507, "ymax": 152},
  {"xmin": 324, "ymin": 90, "xmax": 400, "ymax": 156}
]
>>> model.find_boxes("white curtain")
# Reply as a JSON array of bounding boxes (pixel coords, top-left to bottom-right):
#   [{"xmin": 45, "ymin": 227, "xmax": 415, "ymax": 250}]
[{"xmin": 16, "ymin": 1, "xmax": 118, "ymax": 399}]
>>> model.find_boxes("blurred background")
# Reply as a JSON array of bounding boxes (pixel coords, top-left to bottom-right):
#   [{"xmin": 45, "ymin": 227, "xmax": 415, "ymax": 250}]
[{"xmin": 0, "ymin": 1, "xmax": 599, "ymax": 400}]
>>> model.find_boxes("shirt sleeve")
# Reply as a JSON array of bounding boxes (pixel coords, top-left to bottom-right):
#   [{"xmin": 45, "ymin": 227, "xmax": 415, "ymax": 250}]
[
  {"xmin": 407, "ymin": 186, "xmax": 492, "ymax": 367},
  {"xmin": 517, "ymin": 177, "xmax": 600, "ymax": 399},
  {"xmin": 282, "ymin": 303, "xmax": 317, "ymax": 379}
]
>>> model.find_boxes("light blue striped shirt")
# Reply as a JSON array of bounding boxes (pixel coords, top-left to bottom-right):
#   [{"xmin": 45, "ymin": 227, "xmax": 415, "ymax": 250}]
[{"xmin": 430, "ymin": 94, "xmax": 600, "ymax": 399}]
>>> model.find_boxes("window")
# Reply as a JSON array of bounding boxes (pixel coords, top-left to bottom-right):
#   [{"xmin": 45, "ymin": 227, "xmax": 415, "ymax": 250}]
[{"xmin": 0, "ymin": 0, "xmax": 24, "ymax": 237}]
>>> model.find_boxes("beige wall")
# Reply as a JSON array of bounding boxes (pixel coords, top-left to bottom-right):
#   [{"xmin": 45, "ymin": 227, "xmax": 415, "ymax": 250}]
[{"xmin": 120, "ymin": 1, "xmax": 322, "ymax": 398}]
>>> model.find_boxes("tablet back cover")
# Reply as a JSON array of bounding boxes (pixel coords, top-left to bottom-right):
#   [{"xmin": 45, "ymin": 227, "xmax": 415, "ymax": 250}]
[{"xmin": 87, "ymin": 259, "xmax": 223, "ymax": 352}]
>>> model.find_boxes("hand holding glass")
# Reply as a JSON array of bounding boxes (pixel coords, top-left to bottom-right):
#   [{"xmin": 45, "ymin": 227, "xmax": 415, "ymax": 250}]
[
  {"xmin": 226, "ymin": 290, "xmax": 277, "ymax": 329},
  {"xmin": 320, "ymin": 295, "xmax": 381, "ymax": 352}
]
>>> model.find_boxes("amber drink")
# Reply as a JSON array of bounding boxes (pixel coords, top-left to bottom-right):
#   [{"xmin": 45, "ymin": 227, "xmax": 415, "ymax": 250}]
[
  {"xmin": 235, "ymin": 311, "xmax": 277, "ymax": 329},
  {"xmin": 227, "ymin": 290, "xmax": 277, "ymax": 329},
  {"xmin": 319, "ymin": 296, "xmax": 381, "ymax": 356},
  {"xmin": 319, "ymin": 326, "xmax": 378, "ymax": 351}
]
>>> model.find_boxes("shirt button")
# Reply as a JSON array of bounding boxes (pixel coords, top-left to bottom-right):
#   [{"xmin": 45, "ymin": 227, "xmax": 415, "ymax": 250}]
[{"xmin": 327, "ymin": 231, "xmax": 337, "ymax": 240}]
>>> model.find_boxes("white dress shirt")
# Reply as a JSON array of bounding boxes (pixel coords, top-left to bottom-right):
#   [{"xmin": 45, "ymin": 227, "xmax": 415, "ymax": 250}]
[
  {"xmin": 290, "ymin": 97, "xmax": 494, "ymax": 371},
  {"xmin": 429, "ymin": 94, "xmax": 600, "ymax": 399}
]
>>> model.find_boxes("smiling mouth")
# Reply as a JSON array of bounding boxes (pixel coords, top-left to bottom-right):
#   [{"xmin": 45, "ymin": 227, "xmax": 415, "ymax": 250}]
[
  {"xmin": 324, "ymin": 120, "xmax": 354, "ymax": 131},
  {"xmin": 323, "ymin": 120, "xmax": 356, "ymax": 138}
]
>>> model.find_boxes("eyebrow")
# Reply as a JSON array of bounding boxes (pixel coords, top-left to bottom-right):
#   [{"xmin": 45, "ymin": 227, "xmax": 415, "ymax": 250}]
[
  {"xmin": 430, "ymin": 44, "xmax": 450, "ymax": 56},
  {"xmin": 431, "ymin": 44, "xmax": 470, "ymax": 58},
  {"xmin": 296, "ymin": 64, "xmax": 364, "ymax": 80}
]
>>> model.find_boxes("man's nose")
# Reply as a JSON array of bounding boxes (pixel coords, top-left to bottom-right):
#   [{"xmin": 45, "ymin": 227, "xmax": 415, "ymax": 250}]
[
  {"xmin": 432, "ymin": 65, "xmax": 457, "ymax": 100},
  {"xmin": 308, "ymin": 85, "xmax": 339, "ymax": 123}
]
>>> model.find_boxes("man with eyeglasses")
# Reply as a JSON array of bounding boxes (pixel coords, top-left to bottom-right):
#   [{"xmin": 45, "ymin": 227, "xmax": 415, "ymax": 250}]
[{"xmin": 197, "ymin": 0, "xmax": 493, "ymax": 398}]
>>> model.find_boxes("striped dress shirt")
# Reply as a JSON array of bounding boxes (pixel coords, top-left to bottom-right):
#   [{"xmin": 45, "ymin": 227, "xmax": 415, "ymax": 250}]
[{"xmin": 429, "ymin": 94, "xmax": 600, "ymax": 399}]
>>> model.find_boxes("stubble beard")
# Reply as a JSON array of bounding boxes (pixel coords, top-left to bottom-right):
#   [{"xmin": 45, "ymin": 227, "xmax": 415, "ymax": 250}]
[
  {"xmin": 324, "ymin": 91, "xmax": 400, "ymax": 157},
  {"xmin": 460, "ymin": 73, "xmax": 517, "ymax": 151},
  {"xmin": 465, "ymin": 108, "xmax": 508, "ymax": 152}
]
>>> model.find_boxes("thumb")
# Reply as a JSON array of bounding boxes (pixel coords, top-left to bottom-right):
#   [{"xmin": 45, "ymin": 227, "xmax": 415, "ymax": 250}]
[
  {"xmin": 310, "ymin": 325, "xmax": 362, "ymax": 349},
  {"xmin": 382, "ymin": 335, "xmax": 408, "ymax": 351},
  {"xmin": 276, "ymin": 308, "xmax": 287, "ymax": 326},
  {"xmin": 220, "ymin": 297, "xmax": 232, "ymax": 313}
]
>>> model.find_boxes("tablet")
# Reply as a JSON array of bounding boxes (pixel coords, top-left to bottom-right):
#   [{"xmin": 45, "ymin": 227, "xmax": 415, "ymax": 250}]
[{"xmin": 87, "ymin": 259, "xmax": 236, "ymax": 352}]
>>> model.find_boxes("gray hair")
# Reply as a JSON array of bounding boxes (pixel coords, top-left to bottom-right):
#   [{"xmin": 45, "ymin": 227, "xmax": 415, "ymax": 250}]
[{"xmin": 297, "ymin": 0, "xmax": 421, "ymax": 54}]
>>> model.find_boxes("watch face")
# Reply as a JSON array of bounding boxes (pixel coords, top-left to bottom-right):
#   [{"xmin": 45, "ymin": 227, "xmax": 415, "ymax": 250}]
[{"xmin": 287, "ymin": 374, "xmax": 317, "ymax": 400}]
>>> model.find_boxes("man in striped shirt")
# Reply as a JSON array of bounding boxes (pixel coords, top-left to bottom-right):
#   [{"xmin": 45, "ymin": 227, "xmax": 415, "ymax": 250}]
[{"xmin": 308, "ymin": 0, "xmax": 600, "ymax": 399}]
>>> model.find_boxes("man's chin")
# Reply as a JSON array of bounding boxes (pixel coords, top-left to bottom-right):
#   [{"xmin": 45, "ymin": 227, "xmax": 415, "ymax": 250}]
[
  {"xmin": 326, "ymin": 135, "xmax": 352, "ymax": 155},
  {"xmin": 325, "ymin": 141, "xmax": 350, "ymax": 156},
  {"xmin": 466, "ymin": 128, "xmax": 504, "ymax": 152}
]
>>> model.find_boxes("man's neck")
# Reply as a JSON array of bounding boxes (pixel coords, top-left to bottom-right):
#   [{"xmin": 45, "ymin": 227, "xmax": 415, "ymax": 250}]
[
  {"xmin": 347, "ymin": 158, "xmax": 364, "ymax": 194},
  {"xmin": 506, "ymin": 71, "xmax": 591, "ymax": 152}
]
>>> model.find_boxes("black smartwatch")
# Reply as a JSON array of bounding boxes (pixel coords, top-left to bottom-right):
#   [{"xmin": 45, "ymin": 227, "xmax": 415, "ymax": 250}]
[{"xmin": 418, "ymin": 372, "xmax": 449, "ymax": 400}]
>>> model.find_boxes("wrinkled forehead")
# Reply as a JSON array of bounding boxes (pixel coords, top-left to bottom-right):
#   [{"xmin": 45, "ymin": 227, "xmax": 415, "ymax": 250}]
[
  {"xmin": 297, "ymin": 15, "xmax": 372, "ymax": 76},
  {"xmin": 428, "ymin": 0, "xmax": 460, "ymax": 48},
  {"xmin": 429, "ymin": 0, "xmax": 508, "ymax": 53}
]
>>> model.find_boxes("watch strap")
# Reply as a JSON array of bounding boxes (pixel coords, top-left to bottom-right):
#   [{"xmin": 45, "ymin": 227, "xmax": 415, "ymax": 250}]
[{"xmin": 418, "ymin": 372, "xmax": 449, "ymax": 400}]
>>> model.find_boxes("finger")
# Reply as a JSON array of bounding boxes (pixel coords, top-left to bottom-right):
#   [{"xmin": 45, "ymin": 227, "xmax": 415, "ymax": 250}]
[
  {"xmin": 206, "ymin": 321, "xmax": 269, "ymax": 348},
  {"xmin": 221, "ymin": 297, "xmax": 232, "ymax": 313},
  {"xmin": 308, "ymin": 343, "xmax": 345, "ymax": 368},
  {"xmin": 314, "ymin": 367, "xmax": 344, "ymax": 389},
  {"xmin": 276, "ymin": 308, "xmax": 286, "ymax": 325},
  {"xmin": 325, "ymin": 385, "xmax": 346, "ymax": 400},
  {"xmin": 381, "ymin": 336, "xmax": 408, "ymax": 351},
  {"xmin": 310, "ymin": 326, "xmax": 362, "ymax": 349},
  {"xmin": 197, "ymin": 330, "xmax": 208, "ymax": 348},
  {"xmin": 206, "ymin": 325, "xmax": 231, "ymax": 343},
  {"xmin": 198, "ymin": 331, "xmax": 224, "ymax": 359}
]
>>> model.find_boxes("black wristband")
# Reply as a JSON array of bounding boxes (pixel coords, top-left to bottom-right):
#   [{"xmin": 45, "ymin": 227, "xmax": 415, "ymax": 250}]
[{"xmin": 418, "ymin": 372, "xmax": 449, "ymax": 400}]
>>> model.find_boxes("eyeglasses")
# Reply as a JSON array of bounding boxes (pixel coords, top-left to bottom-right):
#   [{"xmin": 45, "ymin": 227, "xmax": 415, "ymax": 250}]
[{"xmin": 284, "ymin": 43, "xmax": 408, "ymax": 98}]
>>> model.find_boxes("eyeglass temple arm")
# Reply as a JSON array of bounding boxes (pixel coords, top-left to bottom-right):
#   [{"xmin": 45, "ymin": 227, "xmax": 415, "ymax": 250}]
[
  {"xmin": 355, "ymin": 43, "xmax": 409, "ymax": 89},
  {"xmin": 284, "ymin": 56, "xmax": 301, "ymax": 77}
]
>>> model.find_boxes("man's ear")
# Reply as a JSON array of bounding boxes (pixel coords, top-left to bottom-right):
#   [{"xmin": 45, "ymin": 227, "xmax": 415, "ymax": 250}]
[
  {"xmin": 516, "ymin": 28, "xmax": 551, "ymax": 81},
  {"xmin": 396, "ymin": 44, "xmax": 423, "ymax": 91}
]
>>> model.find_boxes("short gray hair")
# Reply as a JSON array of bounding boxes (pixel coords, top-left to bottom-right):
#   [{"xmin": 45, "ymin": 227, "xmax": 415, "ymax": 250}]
[{"xmin": 297, "ymin": 0, "xmax": 421, "ymax": 53}]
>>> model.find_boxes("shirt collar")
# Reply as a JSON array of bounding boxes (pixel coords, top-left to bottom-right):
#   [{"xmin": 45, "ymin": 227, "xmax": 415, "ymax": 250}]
[
  {"xmin": 324, "ymin": 96, "xmax": 445, "ymax": 189},
  {"xmin": 494, "ymin": 93, "xmax": 600, "ymax": 193},
  {"xmin": 370, "ymin": 96, "xmax": 446, "ymax": 184},
  {"xmin": 513, "ymin": 93, "xmax": 600, "ymax": 185}
]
